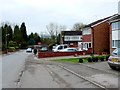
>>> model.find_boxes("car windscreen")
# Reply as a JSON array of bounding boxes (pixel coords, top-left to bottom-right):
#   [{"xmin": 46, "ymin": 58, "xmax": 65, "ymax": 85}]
[{"xmin": 112, "ymin": 48, "xmax": 120, "ymax": 55}]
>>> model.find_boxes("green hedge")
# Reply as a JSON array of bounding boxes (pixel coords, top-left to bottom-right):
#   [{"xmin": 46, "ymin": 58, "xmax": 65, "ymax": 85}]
[
  {"xmin": 8, "ymin": 47, "xmax": 15, "ymax": 51},
  {"xmin": 80, "ymin": 55, "xmax": 110, "ymax": 63}
]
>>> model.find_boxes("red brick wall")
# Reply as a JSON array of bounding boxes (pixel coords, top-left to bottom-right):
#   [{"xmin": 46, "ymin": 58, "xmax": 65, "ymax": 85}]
[
  {"xmin": 93, "ymin": 21, "xmax": 110, "ymax": 54},
  {"xmin": 109, "ymin": 25, "xmax": 113, "ymax": 53},
  {"xmin": 38, "ymin": 51, "xmax": 86, "ymax": 58},
  {"xmin": 82, "ymin": 35, "xmax": 91, "ymax": 42}
]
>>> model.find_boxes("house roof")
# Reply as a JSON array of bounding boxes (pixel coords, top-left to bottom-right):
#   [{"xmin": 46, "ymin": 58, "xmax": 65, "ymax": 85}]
[
  {"xmin": 83, "ymin": 14, "xmax": 119, "ymax": 28},
  {"xmin": 109, "ymin": 14, "xmax": 120, "ymax": 22}
]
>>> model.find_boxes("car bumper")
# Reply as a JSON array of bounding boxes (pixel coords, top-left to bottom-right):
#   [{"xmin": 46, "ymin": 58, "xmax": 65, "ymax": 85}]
[{"xmin": 108, "ymin": 61, "xmax": 120, "ymax": 68}]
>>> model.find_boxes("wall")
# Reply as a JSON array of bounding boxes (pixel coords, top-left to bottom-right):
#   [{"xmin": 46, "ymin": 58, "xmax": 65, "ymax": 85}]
[
  {"xmin": 93, "ymin": 21, "xmax": 110, "ymax": 54},
  {"xmin": 82, "ymin": 35, "xmax": 91, "ymax": 42},
  {"xmin": 109, "ymin": 25, "xmax": 112, "ymax": 53},
  {"xmin": 38, "ymin": 51, "xmax": 86, "ymax": 58}
]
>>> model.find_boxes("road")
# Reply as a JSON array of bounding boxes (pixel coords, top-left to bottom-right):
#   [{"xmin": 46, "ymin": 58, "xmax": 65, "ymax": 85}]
[
  {"xmin": 1, "ymin": 50, "xmax": 32, "ymax": 88},
  {"xmin": 1, "ymin": 52, "xmax": 119, "ymax": 89}
]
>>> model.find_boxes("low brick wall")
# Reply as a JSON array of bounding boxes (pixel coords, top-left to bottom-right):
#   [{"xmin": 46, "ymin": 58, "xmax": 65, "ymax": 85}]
[{"xmin": 38, "ymin": 51, "xmax": 86, "ymax": 58}]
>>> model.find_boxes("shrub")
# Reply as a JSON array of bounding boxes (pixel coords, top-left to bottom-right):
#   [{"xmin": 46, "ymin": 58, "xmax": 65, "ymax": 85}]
[
  {"xmin": 79, "ymin": 58, "xmax": 83, "ymax": 63},
  {"xmin": 15, "ymin": 46, "xmax": 19, "ymax": 49},
  {"xmin": 100, "ymin": 56, "xmax": 104, "ymax": 61},
  {"xmin": 94, "ymin": 56, "xmax": 98, "ymax": 62},
  {"xmin": 88, "ymin": 57, "xmax": 92, "ymax": 62},
  {"xmin": 8, "ymin": 47, "xmax": 15, "ymax": 51},
  {"xmin": 91, "ymin": 56, "xmax": 95, "ymax": 62},
  {"xmin": 98, "ymin": 56, "xmax": 101, "ymax": 60}
]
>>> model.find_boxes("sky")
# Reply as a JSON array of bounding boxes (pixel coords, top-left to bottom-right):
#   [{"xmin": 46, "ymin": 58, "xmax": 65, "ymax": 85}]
[{"xmin": 0, "ymin": 0, "xmax": 120, "ymax": 35}]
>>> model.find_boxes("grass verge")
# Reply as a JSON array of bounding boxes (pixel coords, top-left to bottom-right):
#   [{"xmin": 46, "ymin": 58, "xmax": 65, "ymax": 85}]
[{"xmin": 52, "ymin": 58, "xmax": 88, "ymax": 63}]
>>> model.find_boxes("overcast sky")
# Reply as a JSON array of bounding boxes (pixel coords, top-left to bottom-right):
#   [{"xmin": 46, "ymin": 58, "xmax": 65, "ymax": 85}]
[{"xmin": 0, "ymin": 0, "xmax": 120, "ymax": 35}]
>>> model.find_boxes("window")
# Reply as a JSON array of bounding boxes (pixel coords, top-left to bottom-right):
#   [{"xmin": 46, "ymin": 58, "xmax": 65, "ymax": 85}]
[
  {"xmin": 112, "ymin": 40, "xmax": 115, "ymax": 47},
  {"xmin": 112, "ymin": 40, "xmax": 120, "ymax": 48},
  {"xmin": 64, "ymin": 45, "xmax": 67, "ymax": 49},
  {"xmin": 64, "ymin": 36, "xmax": 82, "ymax": 41},
  {"xmin": 112, "ymin": 21, "xmax": 120, "ymax": 30},
  {"xmin": 83, "ymin": 28, "xmax": 91, "ymax": 35},
  {"xmin": 58, "ymin": 46, "xmax": 63, "ymax": 50},
  {"xmin": 83, "ymin": 42, "xmax": 91, "ymax": 49},
  {"xmin": 89, "ymin": 43, "xmax": 91, "ymax": 48}
]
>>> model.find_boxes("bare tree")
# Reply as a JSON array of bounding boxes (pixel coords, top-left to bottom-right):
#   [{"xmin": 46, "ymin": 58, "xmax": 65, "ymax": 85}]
[
  {"xmin": 46, "ymin": 23, "xmax": 55, "ymax": 38},
  {"xmin": 72, "ymin": 23, "xmax": 85, "ymax": 31},
  {"xmin": 46, "ymin": 23, "xmax": 67, "ymax": 45}
]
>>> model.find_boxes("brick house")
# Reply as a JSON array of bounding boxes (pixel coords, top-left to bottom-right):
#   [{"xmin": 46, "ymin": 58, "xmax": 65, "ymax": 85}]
[
  {"xmin": 82, "ymin": 15, "xmax": 118, "ymax": 54},
  {"xmin": 61, "ymin": 31, "xmax": 82, "ymax": 48},
  {"xmin": 109, "ymin": 14, "xmax": 120, "ymax": 53}
]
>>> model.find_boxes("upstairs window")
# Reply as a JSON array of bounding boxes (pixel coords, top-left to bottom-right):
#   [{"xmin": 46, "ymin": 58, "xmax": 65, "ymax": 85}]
[
  {"xmin": 112, "ymin": 21, "xmax": 120, "ymax": 30},
  {"xmin": 112, "ymin": 40, "xmax": 120, "ymax": 48}
]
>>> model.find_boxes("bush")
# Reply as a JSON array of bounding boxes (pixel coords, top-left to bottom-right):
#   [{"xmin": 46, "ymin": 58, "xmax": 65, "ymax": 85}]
[
  {"xmin": 88, "ymin": 57, "xmax": 92, "ymax": 62},
  {"xmin": 100, "ymin": 56, "xmax": 104, "ymax": 61},
  {"xmin": 79, "ymin": 58, "xmax": 83, "ymax": 63},
  {"xmin": 15, "ymin": 46, "xmax": 19, "ymax": 49},
  {"xmin": 94, "ymin": 57, "xmax": 98, "ymax": 62},
  {"xmin": 91, "ymin": 56, "xmax": 95, "ymax": 62},
  {"xmin": 8, "ymin": 47, "xmax": 15, "ymax": 51}
]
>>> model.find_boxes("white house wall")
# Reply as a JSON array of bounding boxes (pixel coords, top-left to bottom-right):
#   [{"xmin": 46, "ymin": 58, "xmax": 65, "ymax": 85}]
[
  {"xmin": 82, "ymin": 27, "xmax": 91, "ymax": 35},
  {"xmin": 112, "ymin": 30, "xmax": 120, "ymax": 40}
]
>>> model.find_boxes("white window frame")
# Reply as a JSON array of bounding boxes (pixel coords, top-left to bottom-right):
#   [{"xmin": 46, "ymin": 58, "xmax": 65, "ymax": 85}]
[
  {"xmin": 83, "ymin": 42, "xmax": 92, "ymax": 49},
  {"xmin": 64, "ymin": 35, "xmax": 82, "ymax": 41},
  {"xmin": 112, "ymin": 21, "xmax": 120, "ymax": 31}
]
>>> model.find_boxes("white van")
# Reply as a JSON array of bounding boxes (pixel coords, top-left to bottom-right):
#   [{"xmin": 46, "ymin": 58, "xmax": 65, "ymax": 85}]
[{"xmin": 52, "ymin": 44, "xmax": 68, "ymax": 52}]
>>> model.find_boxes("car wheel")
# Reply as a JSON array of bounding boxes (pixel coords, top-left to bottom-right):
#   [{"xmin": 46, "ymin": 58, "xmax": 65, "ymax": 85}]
[{"xmin": 109, "ymin": 66, "xmax": 116, "ymax": 70}]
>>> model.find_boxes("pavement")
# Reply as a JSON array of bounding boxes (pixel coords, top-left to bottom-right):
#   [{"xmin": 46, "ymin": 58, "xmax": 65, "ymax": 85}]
[
  {"xmin": 19, "ymin": 55, "xmax": 119, "ymax": 88},
  {"xmin": 20, "ymin": 55, "xmax": 100, "ymax": 88},
  {"xmin": 20, "ymin": 55, "xmax": 60, "ymax": 88}
]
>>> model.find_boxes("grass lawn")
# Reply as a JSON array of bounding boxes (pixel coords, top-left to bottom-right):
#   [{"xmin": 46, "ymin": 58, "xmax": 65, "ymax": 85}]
[{"xmin": 52, "ymin": 58, "xmax": 88, "ymax": 63}]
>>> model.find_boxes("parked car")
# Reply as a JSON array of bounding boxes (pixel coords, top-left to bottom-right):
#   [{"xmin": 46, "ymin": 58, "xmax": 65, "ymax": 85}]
[
  {"xmin": 41, "ymin": 47, "xmax": 48, "ymax": 52},
  {"xmin": 52, "ymin": 44, "xmax": 68, "ymax": 52},
  {"xmin": 58, "ymin": 48, "xmax": 77, "ymax": 52},
  {"xmin": 108, "ymin": 48, "xmax": 120, "ymax": 70},
  {"xmin": 26, "ymin": 48, "xmax": 32, "ymax": 53}
]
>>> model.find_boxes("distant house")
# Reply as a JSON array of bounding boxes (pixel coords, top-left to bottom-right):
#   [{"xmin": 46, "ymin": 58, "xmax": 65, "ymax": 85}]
[
  {"xmin": 61, "ymin": 31, "xmax": 82, "ymax": 48},
  {"xmin": 82, "ymin": 15, "xmax": 118, "ymax": 54},
  {"xmin": 109, "ymin": 14, "xmax": 120, "ymax": 53}
]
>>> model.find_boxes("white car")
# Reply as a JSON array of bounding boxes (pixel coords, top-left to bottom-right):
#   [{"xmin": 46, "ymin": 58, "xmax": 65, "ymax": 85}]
[
  {"xmin": 108, "ymin": 48, "xmax": 120, "ymax": 70},
  {"xmin": 52, "ymin": 44, "xmax": 68, "ymax": 52},
  {"xmin": 58, "ymin": 48, "xmax": 77, "ymax": 52},
  {"xmin": 26, "ymin": 48, "xmax": 32, "ymax": 53}
]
